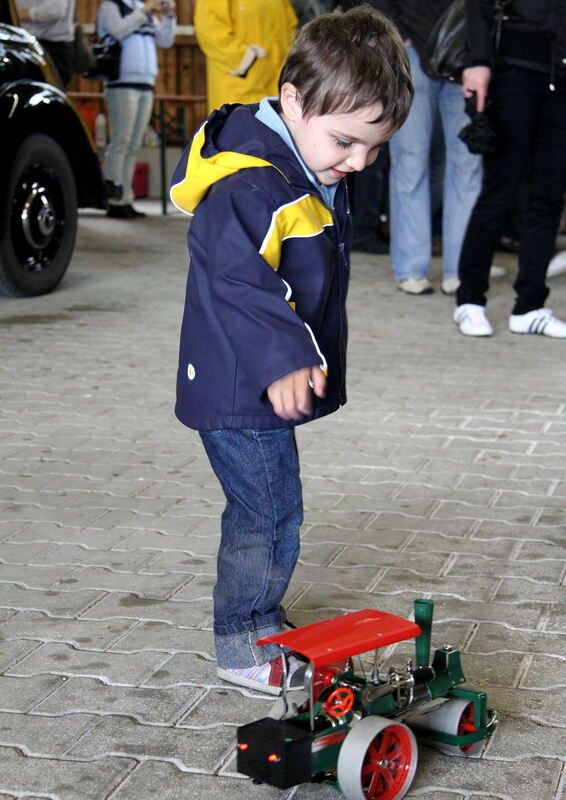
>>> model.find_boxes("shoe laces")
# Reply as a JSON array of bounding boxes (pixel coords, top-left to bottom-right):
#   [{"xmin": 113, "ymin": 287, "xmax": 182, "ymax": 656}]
[{"xmin": 537, "ymin": 308, "xmax": 553, "ymax": 319}]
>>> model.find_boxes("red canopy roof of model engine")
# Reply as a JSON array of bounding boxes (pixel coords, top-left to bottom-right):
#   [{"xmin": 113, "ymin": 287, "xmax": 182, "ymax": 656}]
[{"xmin": 256, "ymin": 609, "xmax": 421, "ymax": 666}]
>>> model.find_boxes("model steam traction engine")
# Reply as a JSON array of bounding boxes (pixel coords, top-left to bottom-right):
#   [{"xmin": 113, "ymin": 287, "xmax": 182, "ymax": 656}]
[{"xmin": 237, "ymin": 598, "xmax": 497, "ymax": 800}]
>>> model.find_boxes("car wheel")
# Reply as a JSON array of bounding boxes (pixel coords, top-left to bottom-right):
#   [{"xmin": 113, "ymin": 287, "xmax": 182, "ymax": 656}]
[
  {"xmin": 337, "ymin": 715, "xmax": 418, "ymax": 800},
  {"xmin": 0, "ymin": 134, "xmax": 78, "ymax": 297}
]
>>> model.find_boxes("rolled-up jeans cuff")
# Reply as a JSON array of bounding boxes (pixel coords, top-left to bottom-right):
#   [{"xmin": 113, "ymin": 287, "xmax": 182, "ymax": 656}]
[{"xmin": 215, "ymin": 622, "xmax": 284, "ymax": 669}]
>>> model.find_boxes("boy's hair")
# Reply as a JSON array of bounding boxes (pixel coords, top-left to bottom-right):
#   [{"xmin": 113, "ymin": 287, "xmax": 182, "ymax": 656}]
[{"xmin": 278, "ymin": 4, "xmax": 413, "ymax": 132}]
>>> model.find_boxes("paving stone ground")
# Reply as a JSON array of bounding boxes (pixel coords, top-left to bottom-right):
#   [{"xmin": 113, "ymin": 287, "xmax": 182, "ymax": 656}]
[{"xmin": 1, "ymin": 201, "xmax": 565, "ymax": 800}]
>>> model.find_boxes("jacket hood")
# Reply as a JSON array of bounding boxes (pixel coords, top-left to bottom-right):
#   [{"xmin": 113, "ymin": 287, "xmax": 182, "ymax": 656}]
[{"xmin": 170, "ymin": 102, "xmax": 306, "ymax": 215}]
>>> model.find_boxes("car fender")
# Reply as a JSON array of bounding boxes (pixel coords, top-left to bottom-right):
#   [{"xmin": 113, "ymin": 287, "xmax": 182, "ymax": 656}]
[{"xmin": 0, "ymin": 80, "xmax": 104, "ymax": 227}]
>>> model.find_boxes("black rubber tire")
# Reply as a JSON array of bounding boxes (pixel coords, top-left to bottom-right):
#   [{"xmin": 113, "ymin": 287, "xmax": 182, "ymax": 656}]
[{"xmin": 0, "ymin": 134, "xmax": 78, "ymax": 297}]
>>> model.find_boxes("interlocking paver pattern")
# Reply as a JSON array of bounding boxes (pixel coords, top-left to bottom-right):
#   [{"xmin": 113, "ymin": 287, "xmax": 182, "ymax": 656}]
[{"xmin": 1, "ymin": 203, "xmax": 564, "ymax": 799}]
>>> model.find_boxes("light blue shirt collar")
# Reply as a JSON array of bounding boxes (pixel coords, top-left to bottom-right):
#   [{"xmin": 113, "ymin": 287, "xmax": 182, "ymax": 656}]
[{"xmin": 255, "ymin": 97, "xmax": 337, "ymax": 209}]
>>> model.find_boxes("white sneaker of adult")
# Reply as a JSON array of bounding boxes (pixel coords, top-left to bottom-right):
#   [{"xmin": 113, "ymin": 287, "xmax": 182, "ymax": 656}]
[
  {"xmin": 509, "ymin": 308, "xmax": 566, "ymax": 338},
  {"xmin": 441, "ymin": 277, "xmax": 460, "ymax": 295},
  {"xmin": 454, "ymin": 304, "xmax": 493, "ymax": 336},
  {"xmin": 547, "ymin": 251, "xmax": 566, "ymax": 279},
  {"xmin": 398, "ymin": 277, "xmax": 433, "ymax": 295}
]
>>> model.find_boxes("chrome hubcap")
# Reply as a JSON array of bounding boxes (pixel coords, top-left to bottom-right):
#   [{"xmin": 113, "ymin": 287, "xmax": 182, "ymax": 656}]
[{"xmin": 21, "ymin": 182, "xmax": 56, "ymax": 249}]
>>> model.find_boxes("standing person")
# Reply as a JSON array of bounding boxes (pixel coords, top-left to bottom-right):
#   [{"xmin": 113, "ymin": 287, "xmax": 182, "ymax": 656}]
[
  {"xmin": 170, "ymin": 6, "xmax": 413, "ymax": 694},
  {"xmin": 291, "ymin": 0, "xmax": 343, "ymax": 27},
  {"xmin": 194, "ymin": 0, "xmax": 297, "ymax": 113},
  {"xmin": 16, "ymin": 0, "xmax": 76, "ymax": 88},
  {"xmin": 454, "ymin": 0, "xmax": 566, "ymax": 337},
  {"xmin": 97, "ymin": 0, "xmax": 176, "ymax": 219},
  {"xmin": 375, "ymin": 0, "xmax": 483, "ymax": 295}
]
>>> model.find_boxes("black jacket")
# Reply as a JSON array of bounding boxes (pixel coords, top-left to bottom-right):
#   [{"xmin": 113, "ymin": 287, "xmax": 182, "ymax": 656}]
[
  {"xmin": 467, "ymin": 0, "xmax": 566, "ymax": 76},
  {"xmin": 368, "ymin": 0, "xmax": 453, "ymax": 69}
]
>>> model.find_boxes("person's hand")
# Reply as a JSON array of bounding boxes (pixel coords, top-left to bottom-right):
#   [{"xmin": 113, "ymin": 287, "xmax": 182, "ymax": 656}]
[
  {"xmin": 229, "ymin": 44, "xmax": 267, "ymax": 77},
  {"xmin": 143, "ymin": 0, "xmax": 162, "ymax": 14},
  {"xmin": 146, "ymin": 0, "xmax": 176, "ymax": 15},
  {"xmin": 267, "ymin": 366, "xmax": 326, "ymax": 421},
  {"xmin": 462, "ymin": 65, "xmax": 491, "ymax": 112}
]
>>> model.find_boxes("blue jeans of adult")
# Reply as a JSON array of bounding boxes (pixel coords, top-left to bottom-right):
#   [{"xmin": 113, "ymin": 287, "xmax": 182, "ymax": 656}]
[
  {"xmin": 199, "ymin": 427, "xmax": 303, "ymax": 669},
  {"xmin": 104, "ymin": 86, "xmax": 154, "ymax": 206},
  {"xmin": 457, "ymin": 66, "xmax": 566, "ymax": 315},
  {"xmin": 389, "ymin": 46, "xmax": 483, "ymax": 282}
]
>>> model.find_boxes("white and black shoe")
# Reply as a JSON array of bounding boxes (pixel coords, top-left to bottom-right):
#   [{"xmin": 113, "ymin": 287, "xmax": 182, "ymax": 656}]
[
  {"xmin": 509, "ymin": 308, "xmax": 566, "ymax": 338},
  {"xmin": 454, "ymin": 304, "xmax": 493, "ymax": 337},
  {"xmin": 547, "ymin": 252, "xmax": 566, "ymax": 278},
  {"xmin": 398, "ymin": 277, "xmax": 433, "ymax": 295}
]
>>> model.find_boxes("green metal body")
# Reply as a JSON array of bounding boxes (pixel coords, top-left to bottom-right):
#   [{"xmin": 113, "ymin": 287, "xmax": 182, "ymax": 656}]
[
  {"xmin": 299, "ymin": 600, "xmax": 495, "ymax": 782},
  {"xmin": 414, "ymin": 598, "xmax": 434, "ymax": 666}
]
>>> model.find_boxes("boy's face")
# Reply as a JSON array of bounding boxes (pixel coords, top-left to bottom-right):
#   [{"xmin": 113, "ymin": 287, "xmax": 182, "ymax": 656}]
[{"xmin": 279, "ymin": 83, "xmax": 391, "ymax": 186}]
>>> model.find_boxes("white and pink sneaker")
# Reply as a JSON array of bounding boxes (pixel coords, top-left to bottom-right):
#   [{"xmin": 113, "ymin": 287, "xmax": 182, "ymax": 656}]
[{"xmin": 217, "ymin": 655, "xmax": 306, "ymax": 695}]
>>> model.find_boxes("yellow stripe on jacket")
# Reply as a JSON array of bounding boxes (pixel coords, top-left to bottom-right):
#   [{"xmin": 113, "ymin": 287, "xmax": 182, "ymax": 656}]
[{"xmin": 259, "ymin": 194, "xmax": 334, "ymax": 271}]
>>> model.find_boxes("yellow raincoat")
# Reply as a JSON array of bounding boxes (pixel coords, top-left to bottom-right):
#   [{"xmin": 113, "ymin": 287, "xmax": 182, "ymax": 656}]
[{"xmin": 194, "ymin": 0, "xmax": 298, "ymax": 113}]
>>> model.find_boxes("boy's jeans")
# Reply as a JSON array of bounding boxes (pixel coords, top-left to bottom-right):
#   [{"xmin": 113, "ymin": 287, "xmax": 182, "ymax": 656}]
[
  {"xmin": 389, "ymin": 46, "xmax": 483, "ymax": 281},
  {"xmin": 199, "ymin": 428, "xmax": 303, "ymax": 669}
]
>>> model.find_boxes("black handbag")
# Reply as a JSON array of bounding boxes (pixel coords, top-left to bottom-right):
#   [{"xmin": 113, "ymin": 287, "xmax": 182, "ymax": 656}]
[
  {"xmin": 74, "ymin": 23, "xmax": 95, "ymax": 74},
  {"xmin": 425, "ymin": 0, "xmax": 507, "ymax": 83},
  {"xmin": 425, "ymin": 0, "xmax": 466, "ymax": 83},
  {"xmin": 82, "ymin": 36, "xmax": 121, "ymax": 81}
]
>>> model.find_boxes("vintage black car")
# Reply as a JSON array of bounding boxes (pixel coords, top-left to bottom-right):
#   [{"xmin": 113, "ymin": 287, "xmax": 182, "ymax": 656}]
[{"xmin": 0, "ymin": 0, "xmax": 104, "ymax": 296}]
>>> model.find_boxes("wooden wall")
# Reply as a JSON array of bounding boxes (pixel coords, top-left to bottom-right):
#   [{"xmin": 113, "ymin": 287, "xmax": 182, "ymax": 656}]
[{"xmin": 70, "ymin": 0, "xmax": 207, "ymax": 143}]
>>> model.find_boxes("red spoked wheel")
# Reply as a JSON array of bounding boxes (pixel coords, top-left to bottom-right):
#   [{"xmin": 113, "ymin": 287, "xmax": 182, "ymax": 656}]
[
  {"xmin": 457, "ymin": 701, "xmax": 479, "ymax": 753},
  {"xmin": 324, "ymin": 687, "xmax": 355, "ymax": 718},
  {"xmin": 412, "ymin": 698, "xmax": 485, "ymax": 755},
  {"xmin": 337, "ymin": 716, "xmax": 418, "ymax": 800}
]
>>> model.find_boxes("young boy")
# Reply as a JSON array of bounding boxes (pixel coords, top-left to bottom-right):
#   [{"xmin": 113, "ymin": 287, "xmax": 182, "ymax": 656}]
[{"xmin": 170, "ymin": 5, "xmax": 413, "ymax": 695}]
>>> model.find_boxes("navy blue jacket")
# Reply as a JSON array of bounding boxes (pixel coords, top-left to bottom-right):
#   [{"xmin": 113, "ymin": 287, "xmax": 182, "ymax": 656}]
[{"xmin": 171, "ymin": 101, "xmax": 352, "ymax": 430}]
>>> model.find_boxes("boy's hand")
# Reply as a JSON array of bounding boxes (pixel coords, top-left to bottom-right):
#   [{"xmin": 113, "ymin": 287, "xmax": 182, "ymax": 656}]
[{"xmin": 267, "ymin": 367, "xmax": 326, "ymax": 421}]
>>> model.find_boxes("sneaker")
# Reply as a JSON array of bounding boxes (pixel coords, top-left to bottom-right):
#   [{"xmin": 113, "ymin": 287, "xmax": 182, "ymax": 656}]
[
  {"xmin": 454, "ymin": 304, "xmax": 493, "ymax": 336},
  {"xmin": 124, "ymin": 204, "xmax": 146, "ymax": 218},
  {"xmin": 107, "ymin": 204, "xmax": 146, "ymax": 219},
  {"xmin": 398, "ymin": 277, "xmax": 433, "ymax": 295},
  {"xmin": 489, "ymin": 265, "xmax": 507, "ymax": 279},
  {"xmin": 509, "ymin": 308, "xmax": 566, "ymax": 338},
  {"xmin": 547, "ymin": 251, "xmax": 566, "ymax": 279},
  {"xmin": 217, "ymin": 654, "xmax": 306, "ymax": 695},
  {"xmin": 106, "ymin": 204, "xmax": 133, "ymax": 219},
  {"xmin": 441, "ymin": 277, "xmax": 460, "ymax": 295}
]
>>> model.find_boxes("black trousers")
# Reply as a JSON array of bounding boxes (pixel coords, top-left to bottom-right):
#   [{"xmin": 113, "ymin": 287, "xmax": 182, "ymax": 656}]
[
  {"xmin": 350, "ymin": 145, "xmax": 390, "ymax": 245},
  {"xmin": 457, "ymin": 65, "xmax": 566, "ymax": 315},
  {"xmin": 40, "ymin": 39, "xmax": 75, "ymax": 88}
]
